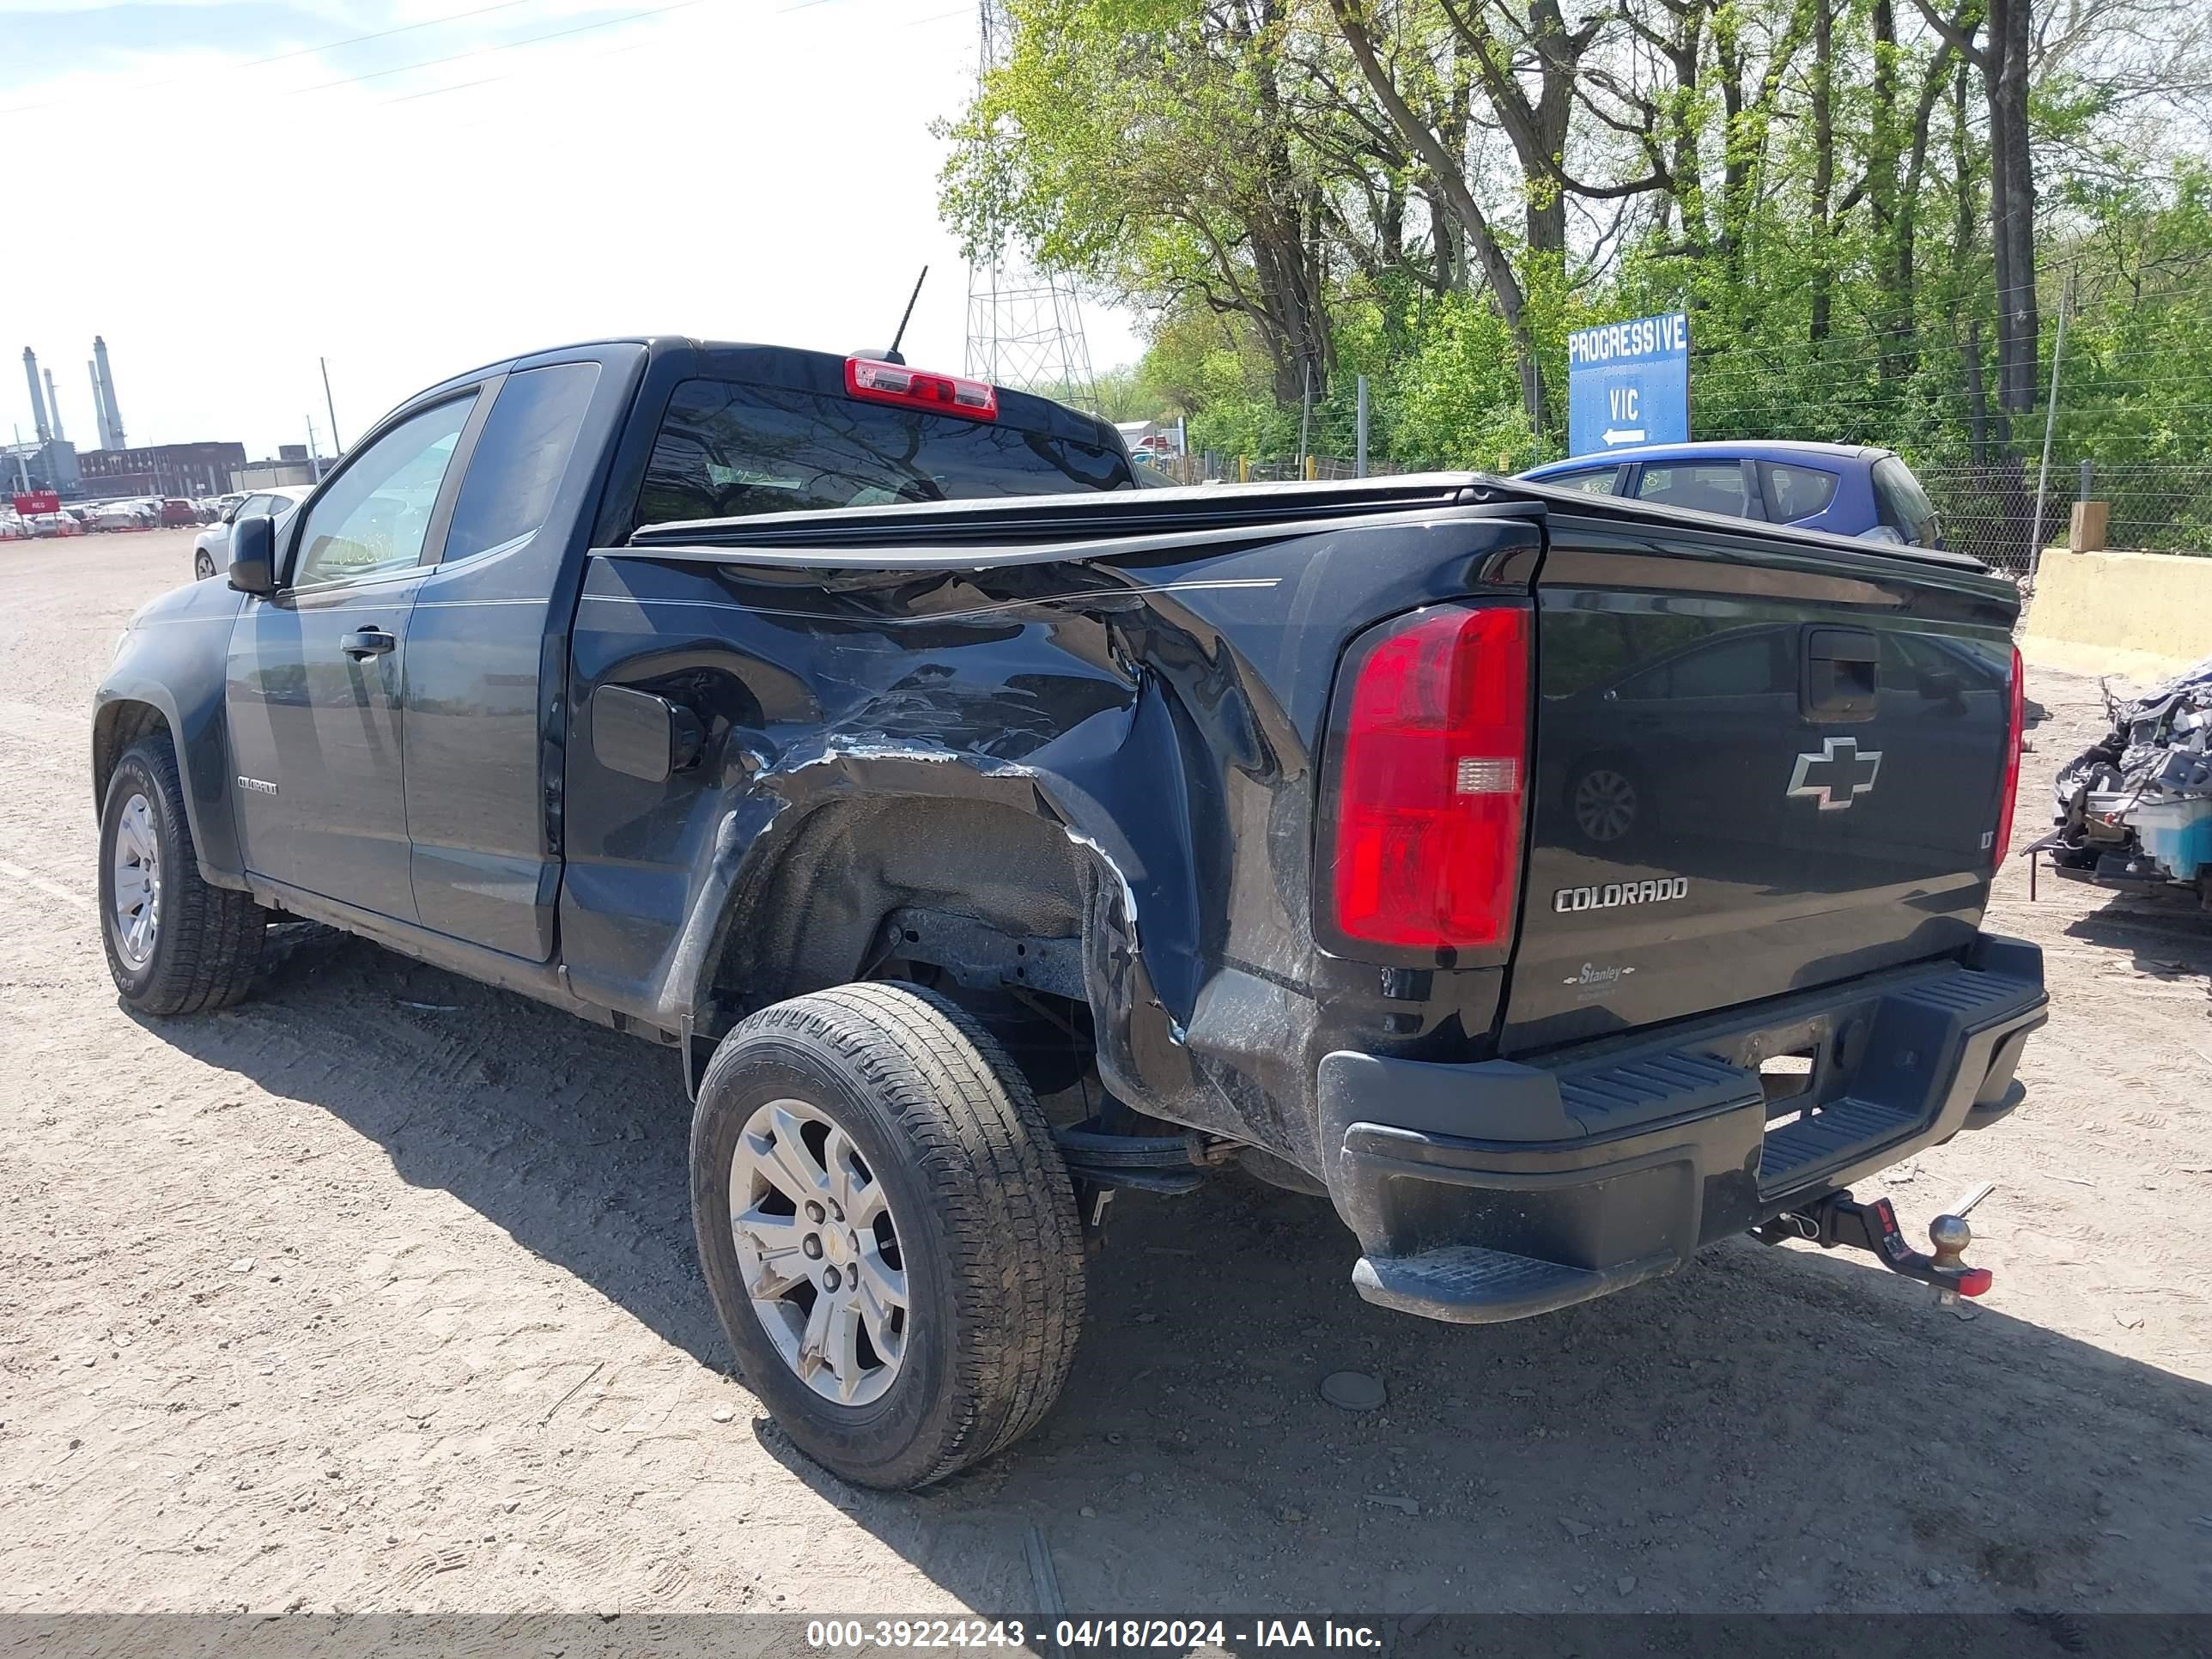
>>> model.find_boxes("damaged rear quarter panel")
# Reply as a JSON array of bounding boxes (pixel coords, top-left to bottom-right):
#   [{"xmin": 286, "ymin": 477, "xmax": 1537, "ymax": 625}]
[{"xmin": 558, "ymin": 515, "xmax": 1539, "ymax": 1170}]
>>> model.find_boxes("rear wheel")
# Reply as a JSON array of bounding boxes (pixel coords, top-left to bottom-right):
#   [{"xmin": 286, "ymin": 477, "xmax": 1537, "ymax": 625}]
[
  {"xmin": 99, "ymin": 735, "xmax": 264, "ymax": 1014},
  {"xmin": 690, "ymin": 981, "xmax": 1085, "ymax": 1489},
  {"xmin": 193, "ymin": 548, "xmax": 216, "ymax": 580}
]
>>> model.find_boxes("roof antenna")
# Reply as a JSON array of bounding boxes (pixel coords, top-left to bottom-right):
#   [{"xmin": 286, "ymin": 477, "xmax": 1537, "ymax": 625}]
[{"xmin": 884, "ymin": 265, "xmax": 927, "ymax": 366}]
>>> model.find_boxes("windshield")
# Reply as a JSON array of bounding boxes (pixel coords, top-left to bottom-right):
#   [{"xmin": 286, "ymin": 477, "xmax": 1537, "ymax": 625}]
[{"xmin": 635, "ymin": 378, "xmax": 1133, "ymax": 528}]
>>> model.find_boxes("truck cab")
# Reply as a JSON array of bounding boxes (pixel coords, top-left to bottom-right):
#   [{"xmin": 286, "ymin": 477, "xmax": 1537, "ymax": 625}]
[{"xmin": 100, "ymin": 337, "xmax": 1133, "ymax": 969}]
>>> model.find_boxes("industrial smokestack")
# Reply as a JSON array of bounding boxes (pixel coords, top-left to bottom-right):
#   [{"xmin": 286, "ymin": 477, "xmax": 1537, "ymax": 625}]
[
  {"xmin": 23, "ymin": 348, "xmax": 51, "ymax": 444},
  {"xmin": 93, "ymin": 336, "xmax": 125, "ymax": 450},
  {"xmin": 88, "ymin": 362, "xmax": 110, "ymax": 449},
  {"xmin": 44, "ymin": 368, "xmax": 63, "ymax": 441}
]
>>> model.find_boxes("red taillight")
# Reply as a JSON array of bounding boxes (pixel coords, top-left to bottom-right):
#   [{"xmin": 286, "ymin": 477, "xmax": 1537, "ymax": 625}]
[
  {"xmin": 844, "ymin": 357, "xmax": 999, "ymax": 422},
  {"xmin": 1991, "ymin": 644, "xmax": 2024, "ymax": 870},
  {"xmin": 1328, "ymin": 604, "xmax": 1531, "ymax": 952}
]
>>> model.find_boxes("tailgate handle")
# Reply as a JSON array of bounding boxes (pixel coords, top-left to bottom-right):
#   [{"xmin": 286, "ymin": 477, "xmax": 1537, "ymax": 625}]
[{"xmin": 1802, "ymin": 627, "xmax": 1878, "ymax": 723}]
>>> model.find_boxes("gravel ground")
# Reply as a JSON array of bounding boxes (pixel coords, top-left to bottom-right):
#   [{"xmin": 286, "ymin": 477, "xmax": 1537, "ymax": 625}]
[{"xmin": 2, "ymin": 530, "xmax": 2208, "ymax": 1616}]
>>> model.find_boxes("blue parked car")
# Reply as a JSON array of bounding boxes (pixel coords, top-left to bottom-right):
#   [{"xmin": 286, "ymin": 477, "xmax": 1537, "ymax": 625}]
[{"xmin": 1517, "ymin": 440, "xmax": 1944, "ymax": 548}]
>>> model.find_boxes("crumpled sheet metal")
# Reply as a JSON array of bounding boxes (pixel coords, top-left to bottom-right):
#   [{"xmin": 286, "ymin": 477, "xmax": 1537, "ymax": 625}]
[{"xmin": 2051, "ymin": 652, "xmax": 2212, "ymax": 818}]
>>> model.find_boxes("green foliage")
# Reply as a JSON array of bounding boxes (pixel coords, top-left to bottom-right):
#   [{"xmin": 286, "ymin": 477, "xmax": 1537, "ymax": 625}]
[{"xmin": 942, "ymin": 0, "xmax": 2212, "ymax": 502}]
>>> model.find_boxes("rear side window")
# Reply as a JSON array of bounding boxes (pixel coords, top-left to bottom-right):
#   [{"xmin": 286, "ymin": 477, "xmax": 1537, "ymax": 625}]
[
  {"xmin": 1635, "ymin": 462, "xmax": 1763, "ymax": 520},
  {"xmin": 1754, "ymin": 461, "xmax": 1840, "ymax": 522},
  {"xmin": 443, "ymin": 362, "xmax": 600, "ymax": 562},
  {"xmin": 1542, "ymin": 465, "xmax": 1621, "ymax": 495},
  {"xmin": 635, "ymin": 379, "xmax": 1133, "ymax": 528},
  {"xmin": 1871, "ymin": 456, "xmax": 1941, "ymax": 546}
]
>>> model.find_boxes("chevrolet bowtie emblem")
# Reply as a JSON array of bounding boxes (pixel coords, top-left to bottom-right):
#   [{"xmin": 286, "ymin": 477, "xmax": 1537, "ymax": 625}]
[{"xmin": 1787, "ymin": 736, "xmax": 1883, "ymax": 811}]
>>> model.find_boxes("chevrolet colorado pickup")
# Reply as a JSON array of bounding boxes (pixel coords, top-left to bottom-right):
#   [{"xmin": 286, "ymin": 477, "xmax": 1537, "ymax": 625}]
[{"xmin": 95, "ymin": 336, "xmax": 2046, "ymax": 1489}]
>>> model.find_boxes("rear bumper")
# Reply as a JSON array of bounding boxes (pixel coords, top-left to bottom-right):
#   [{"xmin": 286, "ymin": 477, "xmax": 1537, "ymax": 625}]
[{"xmin": 1317, "ymin": 934, "xmax": 2047, "ymax": 1324}]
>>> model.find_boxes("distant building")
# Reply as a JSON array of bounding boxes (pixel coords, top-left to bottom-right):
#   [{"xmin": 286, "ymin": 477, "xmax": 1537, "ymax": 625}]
[
  {"xmin": 1114, "ymin": 418, "xmax": 1182, "ymax": 459},
  {"xmin": 232, "ymin": 442, "xmax": 338, "ymax": 489},
  {"xmin": 233, "ymin": 458, "xmax": 322, "ymax": 490},
  {"xmin": 77, "ymin": 441, "xmax": 247, "ymax": 499},
  {"xmin": 3, "ymin": 439, "xmax": 83, "ymax": 497}
]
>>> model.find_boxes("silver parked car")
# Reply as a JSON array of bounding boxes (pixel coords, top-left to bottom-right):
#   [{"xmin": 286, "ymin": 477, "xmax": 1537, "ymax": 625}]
[{"xmin": 193, "ymin": 486, "xmax": 313, "ymax": 580}]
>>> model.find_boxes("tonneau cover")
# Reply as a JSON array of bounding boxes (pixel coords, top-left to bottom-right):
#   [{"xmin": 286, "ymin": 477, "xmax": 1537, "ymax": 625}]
[{"xmin": 624, "ymin": 471, "xmax": 1996, "ymax": 576}]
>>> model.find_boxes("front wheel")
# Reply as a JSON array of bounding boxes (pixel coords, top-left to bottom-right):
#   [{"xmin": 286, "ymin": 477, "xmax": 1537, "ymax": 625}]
[
  {"xmin": 99, "ymin": 735, "xmax": 264, "ymax": 1014},
  {"xmin": 193, "ymin": 548, "xmax": 216, "ymax": 580},
  {"xmin": 690, "ymin": 981, "xmax": 1086, "ymax": 1489}
]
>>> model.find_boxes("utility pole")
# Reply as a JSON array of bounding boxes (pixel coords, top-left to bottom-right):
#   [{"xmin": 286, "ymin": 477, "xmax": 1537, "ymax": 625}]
[
  {"xmin": 1296, "ymin": 361, "xmax": 1312, "ymax": 474},
  {"xmin": 320, "ymin": 358, "xmax": 343, "ymax": 454},
  {"xmin": 306, "ymin": 416, "xmax": 323, "ymax": 484},
  {"xmin": 2027, "ymin": 266, "xmax": 2074, "ymax": 584},
  {"xmin": 1355, "ymin": 375, "xmax": 1370, "ymax": 478}
]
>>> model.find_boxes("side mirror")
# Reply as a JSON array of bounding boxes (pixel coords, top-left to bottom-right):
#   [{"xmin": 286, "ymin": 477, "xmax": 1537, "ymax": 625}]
[{"xmin": 228, "ymin": 514, "xmax": 278, "ymax": 596}]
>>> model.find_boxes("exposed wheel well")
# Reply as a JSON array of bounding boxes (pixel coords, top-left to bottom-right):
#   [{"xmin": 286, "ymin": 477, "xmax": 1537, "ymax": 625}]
[
  {"xmin": 92, "ymin": 702, "xmax": 171, "ymax": 815},
  {"xmin": 706, "ymin": 796, "xmax": 1105, "ymax": 1090}
]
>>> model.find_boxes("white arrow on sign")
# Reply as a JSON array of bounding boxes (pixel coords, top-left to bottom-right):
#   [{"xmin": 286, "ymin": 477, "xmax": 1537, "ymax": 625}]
[{"xmin": 1602, "ymin": 427, "xmax": 1646, "ymax": 445}]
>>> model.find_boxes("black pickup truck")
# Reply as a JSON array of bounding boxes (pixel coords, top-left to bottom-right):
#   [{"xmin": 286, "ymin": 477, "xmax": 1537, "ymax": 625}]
[{"xmin": 95, "ymin": 335, "xmax": 2047, "ymax": 1490}]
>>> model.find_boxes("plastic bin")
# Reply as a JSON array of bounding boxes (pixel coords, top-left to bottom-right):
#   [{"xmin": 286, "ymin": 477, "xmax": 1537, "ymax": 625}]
[{"xmin": 2130, "ymin": 794, "xmax": 2212, "ymax": 881}]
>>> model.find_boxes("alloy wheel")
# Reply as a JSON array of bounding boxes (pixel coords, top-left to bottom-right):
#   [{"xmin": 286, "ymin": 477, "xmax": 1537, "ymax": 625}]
[
  {"xmin": 728, "ymin": 1097, "xmax": 908, "ymax": 1407},
  {"xmin": 110, "ymin": 792, "xmax": 161, "ymax": 969}
]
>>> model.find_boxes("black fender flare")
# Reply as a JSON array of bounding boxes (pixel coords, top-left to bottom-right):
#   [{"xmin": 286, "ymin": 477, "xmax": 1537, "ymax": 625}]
[{"xmin": 91, "ymin": 677, "xmax": 247, "ymax": 889}]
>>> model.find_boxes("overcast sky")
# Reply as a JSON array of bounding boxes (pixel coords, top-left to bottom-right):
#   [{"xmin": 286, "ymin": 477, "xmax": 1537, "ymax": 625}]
[{"xmin": 3, "ymin": 0, "xmax": 1141, "ymax": 459}]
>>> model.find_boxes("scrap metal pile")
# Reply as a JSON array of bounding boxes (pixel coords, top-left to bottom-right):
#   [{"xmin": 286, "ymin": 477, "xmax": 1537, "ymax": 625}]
[{"xmin": 2036, "ymin": 654, "xmax": 2212, "ymax": 904}]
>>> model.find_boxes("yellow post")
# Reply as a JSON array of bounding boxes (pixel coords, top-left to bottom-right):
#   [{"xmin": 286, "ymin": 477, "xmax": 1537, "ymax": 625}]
[
  {"xmin": 1238, "ymin": 454, "xmax": 1249, "ymax": 483},
  {"xmin": 1304, "ymin": 454, "xmax": 1317, "ymax": 481}
]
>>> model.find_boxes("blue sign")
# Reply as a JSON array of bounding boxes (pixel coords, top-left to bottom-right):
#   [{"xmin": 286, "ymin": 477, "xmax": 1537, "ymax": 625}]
[{"xmin": 1566, "ymin": 310, "xmax": 1690, "ymax": 457}]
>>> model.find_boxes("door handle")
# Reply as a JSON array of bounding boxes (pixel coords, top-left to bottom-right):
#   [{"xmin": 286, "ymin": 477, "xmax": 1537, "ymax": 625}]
[{"xmin": 340, "ymin": 627, "xmax": 396, "ymax": 659}]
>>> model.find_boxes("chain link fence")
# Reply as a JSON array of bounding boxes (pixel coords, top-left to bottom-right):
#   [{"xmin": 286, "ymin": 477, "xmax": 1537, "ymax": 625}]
[
  {"xmin": 1915, "ymin": 461, "xmax": 2212, "ymax": 576},
  {"xmin": 1151, "ymin": 451, "xmax": 2212, "ymax": 577}
]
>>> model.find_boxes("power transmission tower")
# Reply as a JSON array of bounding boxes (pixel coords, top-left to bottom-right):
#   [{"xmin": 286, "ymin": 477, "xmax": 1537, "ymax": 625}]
[{"xmin": 963, "ymin": 0, "xmax": 1098, "ymax": 411}]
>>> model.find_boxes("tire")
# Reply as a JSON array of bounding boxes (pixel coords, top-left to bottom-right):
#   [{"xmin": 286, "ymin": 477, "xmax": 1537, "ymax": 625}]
[
  {"xmin": 690, "ymin": 981, "xmax": 1086, "ymax": 1489},
  {"xmin": 194, "ymin": 549, "xmax": 216, "ymax": 580},
  {"xmin": 98, "ymin": 735, "xmax": 265, "ymax": 1015}
]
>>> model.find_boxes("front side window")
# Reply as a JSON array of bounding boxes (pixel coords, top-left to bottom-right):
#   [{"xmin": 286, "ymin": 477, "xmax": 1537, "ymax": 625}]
[
  {"xmin": 442, "ymin": 362, "xmax": 601, "ymax": 563},
  {"xmin": 292, "ymin": 398, "xmax": 473, "ymax": 586},
  {"xmin": 635, "ymin": 379, "xmax": 1133, "ymax": 528}
]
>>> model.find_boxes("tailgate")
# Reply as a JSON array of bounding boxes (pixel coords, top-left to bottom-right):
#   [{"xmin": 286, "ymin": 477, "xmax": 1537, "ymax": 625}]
[{"xmin": 1502, "ymin": 519, "xmax": 2021, "ymax": 1054}]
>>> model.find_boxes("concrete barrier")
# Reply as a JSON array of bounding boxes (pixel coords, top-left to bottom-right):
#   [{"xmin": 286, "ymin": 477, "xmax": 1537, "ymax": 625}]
[{"xmin": 2021, "ymin": 549, "xmax": 2212, "ymax": 681}]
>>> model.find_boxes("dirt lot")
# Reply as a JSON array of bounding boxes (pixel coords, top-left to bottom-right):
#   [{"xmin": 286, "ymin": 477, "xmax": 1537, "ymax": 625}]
[{"xmin": 2, "ymin": 528, "xmax": 2208, "ymax": 1617}]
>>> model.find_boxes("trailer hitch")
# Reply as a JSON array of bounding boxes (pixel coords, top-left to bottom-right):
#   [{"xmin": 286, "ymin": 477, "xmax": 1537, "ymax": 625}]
[{"xmin": 1756, "ymin": 1190, "xmax": 1992, "ymax": 1304}]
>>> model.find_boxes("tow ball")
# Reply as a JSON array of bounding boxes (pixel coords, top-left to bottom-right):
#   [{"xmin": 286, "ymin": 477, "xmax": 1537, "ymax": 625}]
[{"xmin": 1755, "ymin": 1187, "xmax": 1994, "ymax": 1304}]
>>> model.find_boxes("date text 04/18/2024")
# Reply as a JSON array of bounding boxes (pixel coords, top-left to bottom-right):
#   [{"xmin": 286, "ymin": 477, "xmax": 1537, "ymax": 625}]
[{"xmin": 803, "ymin": 1620, "xmax": 1385, "ymax": 1650}]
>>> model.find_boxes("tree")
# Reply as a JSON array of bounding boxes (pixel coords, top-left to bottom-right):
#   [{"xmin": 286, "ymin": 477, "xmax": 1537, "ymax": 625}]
[
  {"xmin": 935, "ymin": 0, "xmax": 2212, "ymax": 495},
  {"xmin": 1913, "ymin": 0, "xmax": 2039, "ymax": 431},
  {"xmin": 941, "ymin": 0, "xmax": 1342, "ymax": 403}
]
